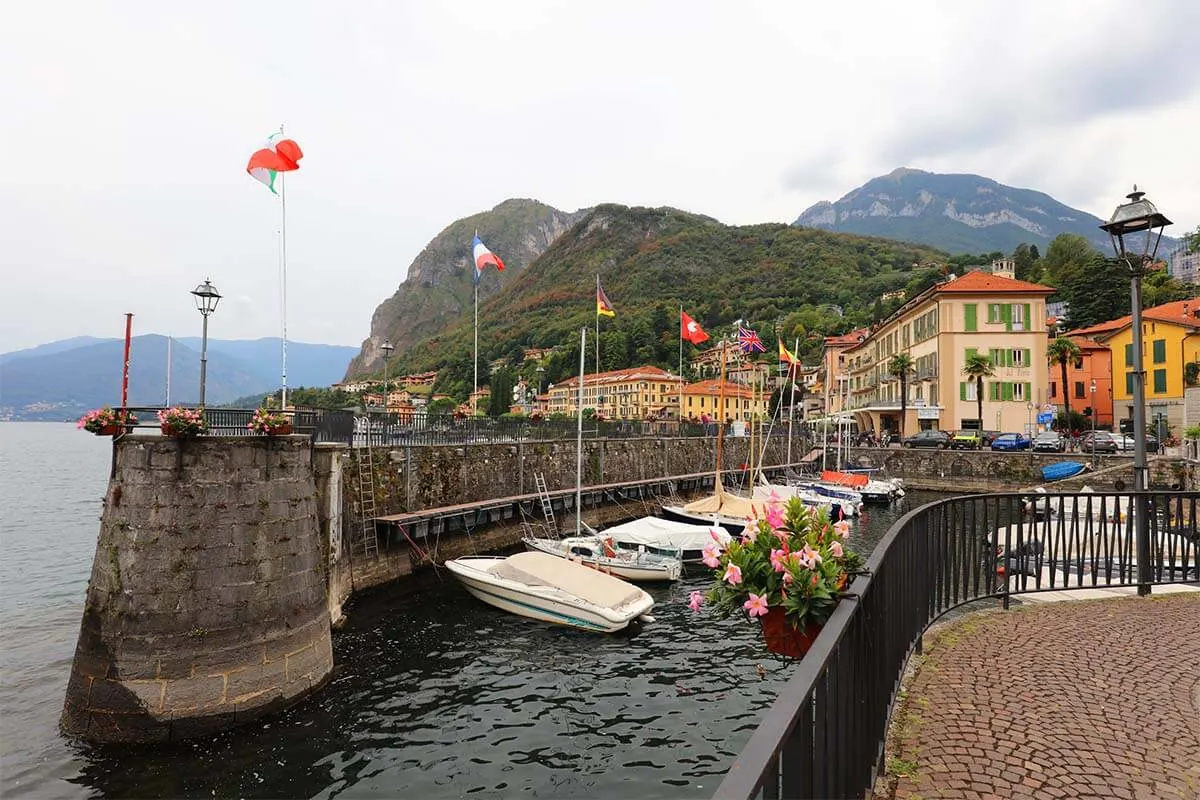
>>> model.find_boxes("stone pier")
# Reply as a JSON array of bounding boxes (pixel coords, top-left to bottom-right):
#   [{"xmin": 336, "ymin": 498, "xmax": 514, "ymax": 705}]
[{"xmin": 60, "ymin": 436, "xmax": 333, "ymax": 743}]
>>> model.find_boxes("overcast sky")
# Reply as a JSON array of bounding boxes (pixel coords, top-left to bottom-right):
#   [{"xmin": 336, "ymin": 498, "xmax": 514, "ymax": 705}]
[{"xmin": 3, "ymin": 1, "xmax": 1197, "ymax": 353}]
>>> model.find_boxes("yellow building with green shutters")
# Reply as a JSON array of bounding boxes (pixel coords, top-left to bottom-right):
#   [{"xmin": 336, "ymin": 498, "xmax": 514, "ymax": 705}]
[
  {"xmin": 834, "ymin": 264, "xmax": 1054, "ymax": 436},
  {"xmin": 1071, "ymin": 299, "xmax": 1200, "ymax": 431}
]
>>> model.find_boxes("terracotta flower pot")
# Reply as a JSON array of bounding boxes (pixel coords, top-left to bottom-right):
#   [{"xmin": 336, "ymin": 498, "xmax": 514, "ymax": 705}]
[
  {"xmin": 95, "ymin": 423, "xmax": 120, "ymax": 436},
  {"xmin": 760, "ymin": 607, "xmax": 823, "ymax": 658},
  {"xmin": 268, "ymin": 423, "xmax": 293, "ymax": 436}
]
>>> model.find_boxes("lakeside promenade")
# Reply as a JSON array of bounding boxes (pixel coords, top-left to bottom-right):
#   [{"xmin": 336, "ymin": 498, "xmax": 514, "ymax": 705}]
[{"xmin": 887, "ymin": 589, "xmax": 1200, "ymax": 800}]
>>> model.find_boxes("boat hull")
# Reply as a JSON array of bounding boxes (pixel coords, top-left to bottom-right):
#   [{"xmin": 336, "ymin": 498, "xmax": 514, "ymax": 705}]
[
  {"xmin": 522, "ymin": 537, "xmax": 682, "ymax": 582},
  {"xmin": 445, "ymin": 556, "xmax": 654, "ymax": 633},
  {"xmin": 660, "ymin": 505, "xmax": 747, "ymax": 535}
]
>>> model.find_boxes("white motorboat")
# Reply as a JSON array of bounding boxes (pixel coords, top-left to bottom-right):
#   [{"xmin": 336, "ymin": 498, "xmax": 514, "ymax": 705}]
[
  {"xmin": 752, "ymin": 480, "xmax": 858, "ymax": 519},
  {"xmin": 445, "ymin": 551, "xmax": 655, "ymax": 633},
  {"xmin": 601, "ymin": 516, "xmax": 730, "ymax": 564},
  {"xmin": 523, "ymin": 534, "xmax": 682, "ymax": 581}
]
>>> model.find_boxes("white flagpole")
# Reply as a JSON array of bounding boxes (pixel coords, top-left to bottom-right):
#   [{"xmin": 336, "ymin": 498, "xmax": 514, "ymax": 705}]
[
  {"xmin": 165, "ymin": 335, "xmax": 172, "ymax": 406},
  {"xmin": 678, "ymin": 304, "xmax": 684, "ymax": 423},
  {"xmin": 473, "ymin": 229, "xmax": 480, "ymax": 416},
  {"xmin": 279, "ymin": 124, "xmax": 289, "ymax": 411},
  {"xmin": 576, "ymin": 327, "xmax": 586, "ymax": 536},
  {"xmin": 594, "ymin": 274, "xmax": 600, "ymax": 379}
]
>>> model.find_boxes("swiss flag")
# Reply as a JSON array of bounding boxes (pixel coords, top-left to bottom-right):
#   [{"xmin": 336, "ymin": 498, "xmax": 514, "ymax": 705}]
[{"xmin": 681, "ymin": 311, "xmax": 709, "ymax": 345}]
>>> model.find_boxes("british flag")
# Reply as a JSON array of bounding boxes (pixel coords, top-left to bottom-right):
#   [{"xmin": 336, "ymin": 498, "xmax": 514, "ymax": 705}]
[{"xmin": 737, "ymin": 325, "xmax": 766, "ymax": 354}]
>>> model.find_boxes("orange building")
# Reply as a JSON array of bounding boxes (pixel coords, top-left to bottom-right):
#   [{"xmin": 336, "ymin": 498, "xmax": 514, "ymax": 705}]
[{"xmin": 1046, "ymin": 336, "xmax": 1114, "ymax": 428}]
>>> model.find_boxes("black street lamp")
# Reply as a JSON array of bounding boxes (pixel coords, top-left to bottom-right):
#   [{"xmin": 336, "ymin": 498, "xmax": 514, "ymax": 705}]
[
  {"xmin": 190, "ymin": 279, "xmax": 221, "ymax": 408},
  {"xmin": 380, "ymin": 339, "xmax": 394, "ymax": 413},
  {"xmin": 1099, "ymin": 186, "xmax": 1172, "ymax": 597},
  {"xmin": 1090, "ymin": 379, "xmax": 1098, "ymax": 470}
]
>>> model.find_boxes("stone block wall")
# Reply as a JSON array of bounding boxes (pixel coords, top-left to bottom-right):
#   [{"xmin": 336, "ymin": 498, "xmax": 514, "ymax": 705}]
[{"xmin": 61, "ymin": 436, "xmax": 333, "ymax": 743}]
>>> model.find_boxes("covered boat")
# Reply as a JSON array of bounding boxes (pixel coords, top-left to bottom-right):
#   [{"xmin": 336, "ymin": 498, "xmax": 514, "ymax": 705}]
[
  {"xmin": 601, "ymin": 516, "xmax": 730, "ymax": 563},
  {"xmin": 1041, "ymin": 461, "xmax": 1086, "ymax": 482},
  {"xmin": 445, "ymin": 551, "xmax": 655, "ymax": 633}
]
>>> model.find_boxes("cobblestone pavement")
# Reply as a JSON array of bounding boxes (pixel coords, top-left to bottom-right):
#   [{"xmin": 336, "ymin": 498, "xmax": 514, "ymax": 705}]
[{"xmin": 892, "ymin": 593, "xmax": 1200, "ymax": 800}]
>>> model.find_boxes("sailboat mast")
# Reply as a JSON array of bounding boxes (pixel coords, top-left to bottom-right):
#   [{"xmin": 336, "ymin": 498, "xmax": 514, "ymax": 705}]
[
  {"xmin": 786, "ymin": 337, "xmax": 798, "ymax": 466},
  {"xmin": 715, "ymin": 340, "xmax": 727, "ymax": 494},
  {"xmin": 576, "ymin": 327, "xmax": 586, "ymax": 537}
]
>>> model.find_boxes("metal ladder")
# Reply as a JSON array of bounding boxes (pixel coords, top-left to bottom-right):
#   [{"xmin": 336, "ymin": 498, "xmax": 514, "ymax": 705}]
[
  {"xmin": 533, "ymin": 472, "xmax": 558, "ymax": 537},
  {"xmin": 356, "ymin": 450, "xmax": 380, "ymax": 559}
]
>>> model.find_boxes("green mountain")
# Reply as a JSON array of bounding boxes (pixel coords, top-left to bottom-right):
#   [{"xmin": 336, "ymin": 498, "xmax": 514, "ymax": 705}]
[
  {"xmin": 374, "ymin": 203, "xmax": 949, "ymax": 399},
  {"xmin": 345, "ymin": 198, "xmax": 586, "ymax": 378},
  {"xmin": 793, "ymin": 168, "xmax": 1162, "ymax": 255}
]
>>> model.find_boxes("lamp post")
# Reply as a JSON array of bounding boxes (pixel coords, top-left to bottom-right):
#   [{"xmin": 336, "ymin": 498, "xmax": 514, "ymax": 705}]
[
  {"xmin": 536, "ymin": 365, "xmax": 545, "ymax": 395},
  {"xmin": 190, "ymin": 279, "xmax": 221, "ymax": 408},
  {"xmin": 380, "ymin": 339, "xmax": 394, "ymax": 413},
  {"xmin": 1100, "ymin": 186, "xmax": 1172, "ymax": 597}
]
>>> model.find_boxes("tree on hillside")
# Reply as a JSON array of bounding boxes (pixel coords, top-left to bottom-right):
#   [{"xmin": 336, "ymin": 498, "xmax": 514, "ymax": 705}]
[
  {"xmin": 888, "ymin": 353, "xmax": 914, "ymax": 439},
  {"xmin": 1142, "ymin": 269, "xmax": 1194, "ymax": 307},
  {"xmin": 1041, "ymin": 234, "xmax": 1097, "ymax": 288},
  {"xmin": 1012, "ymin": 243, "xmax": 1042, "ymax": 282},
  {"xmin": 1059, "ymin": 254, "xmax": 1128, "ymax": 329},
  {"xmin": 963, "ymin": 353, "xmax": 995, "ymax": 430},
  {"xmin": 1046, "ymin": 337, "xmax": 1082, "ymax": 425}
]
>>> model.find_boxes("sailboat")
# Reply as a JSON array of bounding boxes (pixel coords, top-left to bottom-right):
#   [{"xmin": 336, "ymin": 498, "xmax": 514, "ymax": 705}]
[
  {"xmin": 661, "ymin": 339, "xmax": 771, "ymax": 534},
  {"xmin": 521, "ymin": 326, "xmax": 683, "ymax": 582}
]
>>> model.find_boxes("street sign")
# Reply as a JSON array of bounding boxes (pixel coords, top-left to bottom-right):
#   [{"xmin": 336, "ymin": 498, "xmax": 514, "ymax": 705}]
[{"xmin": 1037, "ymin": 412, "xmax": 1053, "ymax": 424}]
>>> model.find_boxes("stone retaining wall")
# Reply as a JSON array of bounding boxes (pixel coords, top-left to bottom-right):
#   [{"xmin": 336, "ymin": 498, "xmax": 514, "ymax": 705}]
[{"xmin": 61, "ymin": 436, "xmax": 333, "ymax": 743}]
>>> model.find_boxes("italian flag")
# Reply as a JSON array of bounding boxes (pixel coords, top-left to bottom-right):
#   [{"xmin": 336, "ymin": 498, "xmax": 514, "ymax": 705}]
[{"xmin": 246, "ymin": 132, "xmax": 303, "ymax": 194}]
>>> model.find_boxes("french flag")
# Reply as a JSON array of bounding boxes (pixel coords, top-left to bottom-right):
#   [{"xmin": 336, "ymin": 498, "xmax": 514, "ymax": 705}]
[{"xmin": 473, "ymin": 235, "xmax": 505, "ymax": 283}]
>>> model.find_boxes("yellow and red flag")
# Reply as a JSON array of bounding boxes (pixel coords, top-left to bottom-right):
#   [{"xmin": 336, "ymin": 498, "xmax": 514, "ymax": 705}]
[{"xmin": 597, "ymin": 282, "xmax": 615, "ymax": 317}]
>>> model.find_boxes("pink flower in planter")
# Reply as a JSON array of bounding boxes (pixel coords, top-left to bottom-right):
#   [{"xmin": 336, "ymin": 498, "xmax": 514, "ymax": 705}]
[
  {"xmin": 770, "ymin": 548, "xmax": 788, "ymax": 572},
  {"xmin": 723, "ymin": 564, "xmax": 743, "ymax": 586},
  {"xmin": 765, "ymin": 502, "xmax": 785, "ymax": 530},
  {"xmin": 830, "ymin": 541, "xmax": 844, "ymax": 558},
  {"xmin": 833, "ymin": 520, "xmax": 852, "ymax": 539},
  {"xmin": 702, "ymin": 543, "xmax": 723, "ymax": 569},
  {"xmin": 743, "ymin": 593, "xmax": 769, "ymax": 617},
  {"xmin": 801, "ymin": 544, "xmax": 823, "ymax": 566},
  {"xmin": 782, "ymin": 570, "xmax": 794, "ymax": 586},
  {"xmin": 688, "ymin": 590, "xmax": 703, "ymax": 612}
]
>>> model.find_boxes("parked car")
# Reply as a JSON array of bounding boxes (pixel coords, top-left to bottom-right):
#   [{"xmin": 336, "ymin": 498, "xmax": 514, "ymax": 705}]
[
  {"xmin": 903, "ymin": 430, "xmax": 952, "ymax": 449},
  {"xmin": 981, "ymin": 430, "xmax": 1002, "ymax": 447},
  {"xmin": 1116, "ymin": 433, "xmax": 1160, "ymax": 453},
  {"xmin": 951, "ymin": 430, "xmax": 984, "ymax": 450},
  {"xmin": 1079, "ymin": 430, "xmax": 1119, "ymax": 453},
  {"xmin": 989, "ymin": 433, "xmax": 1032, "ymax": 451},
  {"xmin": 1032, "ymin": 431, "xmax": 1066, "ymax": 453}
]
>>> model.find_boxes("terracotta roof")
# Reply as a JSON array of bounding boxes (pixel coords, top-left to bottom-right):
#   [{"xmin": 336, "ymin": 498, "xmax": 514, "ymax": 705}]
[
  {"xmin": 933, "ymin": 270, "xmax": 1055, "ymax": 295},
  {"xmin": 1068, "ymin": 300, "xmax": 1200, "ymax": 339},
  {"xmin": 1066, "ymin": 336, "xmax": 1110, "ymax": 351},
  {"xmin": 682, "ymin": 380, "xmax": 760, "ymax": 400},
  {"xmin": 823, "ymin": 328, "xmax": 869, "ymax": 346},
  {"xmin": 553, "ymin": 365, "xmax": 681, "ymax": 389}
]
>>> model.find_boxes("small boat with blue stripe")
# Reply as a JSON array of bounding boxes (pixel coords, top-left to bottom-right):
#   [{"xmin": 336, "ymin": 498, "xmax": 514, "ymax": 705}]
[
  {"xmin": 1041, "ymin": 461, "xmax": 1086, "ymax": 482},
  {"xmin": 445, "ymin": 551, "xmax": 655, "ymax": 633}
]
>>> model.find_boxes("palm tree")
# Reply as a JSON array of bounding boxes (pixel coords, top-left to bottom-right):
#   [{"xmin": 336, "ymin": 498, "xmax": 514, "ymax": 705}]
[
  {"xmin": 1046, "ymin": 337, "xmax": 1083, "ymax": 428},
  {"xmin": 887, "ymin": 353, "xmax": 914, "ymax": 440},
  {"xmin": 963, "ymin": 353, "xmax": 995, "ymax": 432}
]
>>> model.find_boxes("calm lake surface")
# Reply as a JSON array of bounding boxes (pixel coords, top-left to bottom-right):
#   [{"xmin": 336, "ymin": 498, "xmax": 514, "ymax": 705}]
[{"xmin": 0, "ymin": 422, "xmax": 942, "ymax": 799}]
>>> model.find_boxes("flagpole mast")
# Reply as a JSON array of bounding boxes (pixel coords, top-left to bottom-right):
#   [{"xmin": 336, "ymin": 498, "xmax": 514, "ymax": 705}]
[
  {"xmin": 165, "ymin": 335, "xmax": 172, "ymax": 407},
  {"xmin": 279, "ymin": 125, "xmax": 289, "ymax": 411},
  {"xmin": 678, "ymin": 303, "xmax": 684, "ymax": 425},
  {"xmin": 787, "ymin": 337, "xmax": 799, "ymax": 466},
  {"xmin": 473, "ymin": 277, "xmax": 479, "ymax": 416},
  {"xmin": 594, "ymin": 274, "xmax": 600, "ymax": 381}
]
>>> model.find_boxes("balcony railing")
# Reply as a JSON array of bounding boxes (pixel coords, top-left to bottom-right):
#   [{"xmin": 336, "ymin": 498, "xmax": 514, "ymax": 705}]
[{"xmin": 713, "ymin": 491, "xmax": 1199, "ymax": 800}]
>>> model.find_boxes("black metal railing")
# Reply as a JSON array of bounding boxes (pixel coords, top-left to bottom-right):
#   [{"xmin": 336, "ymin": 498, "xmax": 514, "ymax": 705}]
[
  {"xmin": 108, "ymin": 407, "xmax": 812, "ymax": 449},
  {"xmin": 714, "ymin": 491, "xmax": 1200, "ymax": 800}
]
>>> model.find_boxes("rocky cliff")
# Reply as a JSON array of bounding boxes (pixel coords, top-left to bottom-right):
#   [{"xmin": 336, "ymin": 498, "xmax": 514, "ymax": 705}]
[
  {"xmin": 794, "ymin": 168, "xmax": 1129, "ymax": 255},
  {"xmin": 345, "ymin": 199, "xmax": 585, "ymax": 378}
]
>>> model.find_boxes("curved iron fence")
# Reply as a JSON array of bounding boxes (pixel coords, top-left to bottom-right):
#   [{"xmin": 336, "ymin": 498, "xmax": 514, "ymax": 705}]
[{"xmin": 713, "ymin": 491, "xmax": 1200, "ymax": 800}]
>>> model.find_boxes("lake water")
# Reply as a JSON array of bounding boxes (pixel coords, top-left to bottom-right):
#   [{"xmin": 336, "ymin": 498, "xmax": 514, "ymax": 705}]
[{"xmin": 0, "ymin": 422, "xmax": 938, "ymax": 799}]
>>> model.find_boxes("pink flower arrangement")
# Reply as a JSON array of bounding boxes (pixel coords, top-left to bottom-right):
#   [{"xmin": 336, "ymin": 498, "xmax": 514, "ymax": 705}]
[
  {"xmin": 696, "ymin": 496, "xmax": 863, "ymax": 630},
  {"xmin": 157, "ymin": 406, "xmax": 207, "ymax": 437},
  {"xmin": 77, "ymin": 406, "xmax": 135, "ymax": 433},
  {"xmin": 248, "ymin": 408, "xmax": 291, "ymax": 435}
]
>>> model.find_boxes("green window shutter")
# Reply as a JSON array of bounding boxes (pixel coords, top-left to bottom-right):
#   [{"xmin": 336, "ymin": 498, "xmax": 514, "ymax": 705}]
[
  {"xmin": 1002, "ymin": 382, "xmax": 1013, "ymax": 401},
  {"xmin": 1024, "ymin": 382, "xmax": 1031, "ymax": 401},
  {"xmin": 988, "ymin": 382, "xmax": 998, "ymax": 401},
  {"xmin": 1125, "ymin": 344, "xmax": 1133, "ymax": 367},
  {"xmin": 1153, "ymin": 339, "xmax": 1166, "ymax": 364},
  {"xmin": 1002, "ymin": 303, "xmax": 1013, "ymax": 332},
  {"xmin": 960, "ymin": 381, "xmax": 967, "ymax": 401},
  {"xmin": 1125, "ymin": 372, "xmax": 1134, "ymax": 394},
  {"xmin": 988, "ymin": 348, "xmax": 999, "ymax": 365},
  {"xmin": 1003, "ymin": 349, "xmax": 1012, "ymax": 368},
  {"xmin": 1023, "ymin": 348, "xmax": 1031, "ymax": 366},
  {"xmin": 964, "ymin": 304, "xmax": 977, "ymax": 332},
  {"xmin": 1024, "ymin": 304, "xmax": 1031, "ymax": 330},
  {"xmin": 1153, "ymin": 369, "xmax": 1167, "ymax": 393}
]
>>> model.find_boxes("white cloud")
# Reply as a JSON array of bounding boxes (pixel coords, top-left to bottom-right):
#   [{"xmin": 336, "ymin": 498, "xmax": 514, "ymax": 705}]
[{"xmin": 1, "ymin": 0, "xmax": 1197, "ymax": 353}]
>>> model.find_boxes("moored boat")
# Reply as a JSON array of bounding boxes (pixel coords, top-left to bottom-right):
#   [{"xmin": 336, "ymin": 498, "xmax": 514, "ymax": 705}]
[
  {"xmin": 522, "ymin": 534, "xmax": 682, "ymax": 581},
  {"xmin": 445, "ymin": 551, "xmax": 655, "ymax": 633},
  {"xmin": 601, "ymin": 516, "xmax": 730, "ymax": 564}
]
